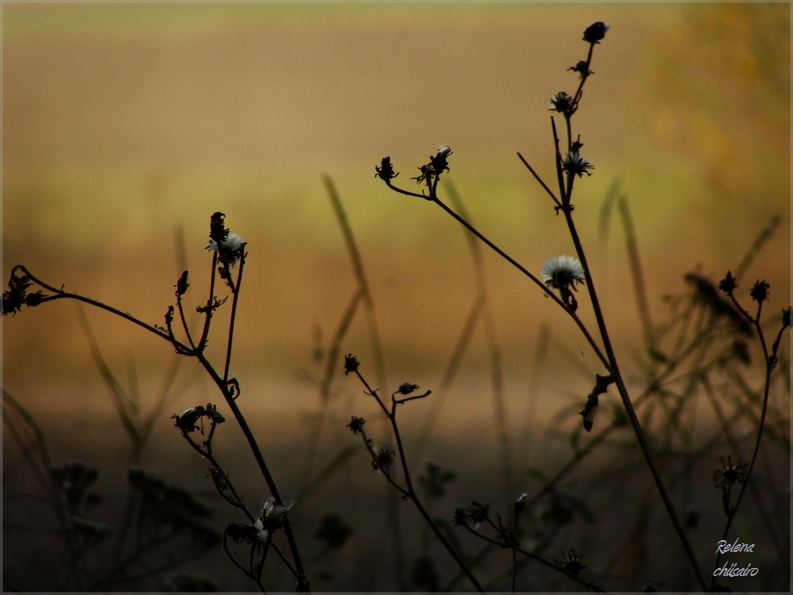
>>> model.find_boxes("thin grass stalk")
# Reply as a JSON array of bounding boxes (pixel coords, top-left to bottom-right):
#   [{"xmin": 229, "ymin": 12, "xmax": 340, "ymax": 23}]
[
  {"xmin": 617, "ymin": 196, "xmax": 654, "ymax": 351},
  {"xmin": 412, "ymin": 295, "xmax": 483, "ymax": 460},
  {"xmin": 446, "ymin": 180, "xmax": 515, "ymax": 507}
]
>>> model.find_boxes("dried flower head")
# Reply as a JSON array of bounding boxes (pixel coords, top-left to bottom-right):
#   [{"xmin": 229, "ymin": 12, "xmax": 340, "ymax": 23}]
[
  {"xmin": 397, "ymin": 382, "xmax": 420, "ymax": 395},
  {"xmin": 542, "ymin": 255, "xmax": 585, "ymax": 290},
  {"xmin": 171, "ymin": 406, "xmax": 205, "ymax": 433},
  {"xmin": 563, "ymin": 150, "xmax": 594, "ymax": 177},
  {"xmin": 550, "ymin": 91, "xmax": 574, "ymax": 114},
  {"xmin": 3, "ymin": 270, "xmax": 33, "ymax": 316},
  {"xmin": 207, "ymin": 233, "xmax": 245, "ymax": 267},
  {"xmin": 567, "ymin": 60, "xmax": 593, "ymax": 79},
  {"xmin": 347, "ymin": 416, "xmax": 366, "ymax": 434},
  {"xmin": 371, "ymin": 445, "xmax": 396, "ymax": 473},
  {"xmin": 583, "ymin": 21, "xmax": 609, "ymax": 44},
  {"xmin": 513, "ymin": 492, "xmax": 530, "ymax": 517},
  {"xmin": 555, "ymin": 549, "xmax": 586, "ymax": 577},
  {"xmin": 713, "ymin": 456, "xmax": 747, "ymax": 490},
  {"xmin": 260, "ymin": 497, "xmax": 293, "ymax": 531},
  {"xmin": 344, "ymin": 353, "xmax": 360, "ymax": 375},
  {"xmin": 376, "ymin": 156, "xmax": 398, "ymax": 181},
  {"xmin": 465, "ymin": 501, "xmax": 490, "ymax": 528},
  {"xmin": 718, "ymin": 271, "xmax": 737, "ymax": 294},
  {"xmin": 749, "ymin": 280, "xmax": 770, "ymax": 303},
  {"xmin": 783, "ymin": 307, "xmax": 791, "ymax": 328}
]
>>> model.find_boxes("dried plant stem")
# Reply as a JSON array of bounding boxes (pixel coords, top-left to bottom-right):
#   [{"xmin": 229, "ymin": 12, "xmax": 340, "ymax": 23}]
[
  {"xmin": 352, "ymin": 369, "xmax": 484, "ymax": 593},
  {"xmin": 562, "ymin": 209, "xmax": 708, "ymax": 591}
]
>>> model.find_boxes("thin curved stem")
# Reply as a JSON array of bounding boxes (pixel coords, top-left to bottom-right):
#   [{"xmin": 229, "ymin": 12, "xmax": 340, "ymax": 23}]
[
  {"xmin": 196, "ymin": 354, "xmax": 309, "ymax": 590},
  {"xmin": 223, "ymin": 247, "xmax": 247, "ymax": 382},
  {"xmin": 429, "ymin": 195, "xmax": 610, "ymax": 371},
  {"xmin": 13, "ymin": 265, "xmax": 189, "ymax": 352},
  {"xmin": 562, "ymin": 209, "xmax": 707, "ymax": 591}
]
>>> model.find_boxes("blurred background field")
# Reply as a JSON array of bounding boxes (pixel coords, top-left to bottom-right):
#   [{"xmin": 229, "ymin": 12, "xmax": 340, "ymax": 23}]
[{"xmin": 3, "ymin": 2, "xmax": 790, "ymax": 592}]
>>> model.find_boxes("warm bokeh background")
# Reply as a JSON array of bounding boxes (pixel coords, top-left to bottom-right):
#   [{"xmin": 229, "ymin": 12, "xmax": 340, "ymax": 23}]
[{"xmin": 3, "ymin": 3, "xmax": 790, "ymax": 592}]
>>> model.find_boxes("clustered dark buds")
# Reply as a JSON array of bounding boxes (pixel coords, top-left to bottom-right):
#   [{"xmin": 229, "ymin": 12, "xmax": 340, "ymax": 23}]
[
  {"xmin": 555, "ymin": 549, "xmax": 586, "ymax": 578},
  {"xmin": 397, "ymin": 382, "xmax": 419, "ymax": 395},
  {"xmin": 583, "ymin": 21, "xmax": 609, "ymax": 44},
  {"xmin": 3, "ymin": 270, "xmax": 36, "ymax": 316},
  {"xmin": 749, "ymin": 280, "xmax": 770, "ymax": 303},
  {"xmin": 550, "ymin": 91, "xmax": 574, "ymax": 114},
  {"xmin": 344, "ymin": 353, "xmax": 360, "ymax": 375},
  {"xmin": 375, "ymin": 156, "xmax": 398, "ymax": 182},
  {"xmin": 176, "ymin": 271, "xmax": 189, "ymax": 297},
  {"xmin": 347, "ymin": 416, "xmax": 366, "ymax": 434},
  {"xmin": 718, "ymin": 271, "xmax": 737, "ymax": 294}
]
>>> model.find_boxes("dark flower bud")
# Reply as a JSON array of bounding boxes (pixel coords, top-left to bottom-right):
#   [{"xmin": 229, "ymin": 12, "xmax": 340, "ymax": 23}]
[
  {"xmin": 549, "ymin": 91, "xmax": 574, "ymax": 113},
  {"xmin": 413, "ymin": 163, "xmax": 434, "ymax": 185},
  {"xmin": 25, "ymin": 290, "xmax": 46, "ymax": 307},
  {"xmin": 466, "ymin": 501, "xmax": 490, "ymax": 527},
  {"xmin": 347, "ymin": 416, "xmax": 365, "ymax": 434},
  {"xmin": 430, "ymin": 146, "xmax": 452, "ymax": 176},
  {"xmin": 750, "ymin": 280, "xmax": 770, "ymax": 303},
  {"xmin": 371, "ymin": 446, "xmax": 396, "ymax": 473},
  {"xmin": 718, "ymin": 271, "xmax": 737, "ymax": 294},
  {"xmin": 513, "ymin": 493, "xmax": 529, "ymax": 516},
  {"xmin": 452, "ymin": 507, "xmax": 468, "ymax": 526},
  {"xmin": 205, "ymin": 403, "xmax": 225, "ymax": 424},
  {"xmin": 171, "ymin": 406, "xmax": 205, "ymax": 433},
  {"xmin": 583, "ymin": 21, "xmax": 609, "ymax": 44},
  {"xmin": 397, "ymin": 382, "xmax": 419, "ymax": 395},
  {"xmin": 209, "ymin": 212, "xmax": 229, "ymax": 245},
  {"xmin": 783, "ymin": 307, "xmax": 791, "ymax": 328},
  {"xmin": 567, "ymin": 60, "xmax": 592, "ymax": 79},
  {"xmin": 176, "ymin": 271, "xmax": 189, "ymax": 297},
  {"xmin": 344, "ymin": 353, "xmax": 360, "ymax": 375},
  {"xmin": 375, "ymin": 156, "xmax": 399, "ymax": 181}
]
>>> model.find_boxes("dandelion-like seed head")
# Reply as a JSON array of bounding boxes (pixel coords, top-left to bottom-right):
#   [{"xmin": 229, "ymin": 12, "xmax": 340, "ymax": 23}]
[
  {"xmin": 542, "ymin": 255, "xmax": 585, "ymax": 290},
  {"xmin": 207, "ymin": 229, "xmax": 245, "ymax": 267}
]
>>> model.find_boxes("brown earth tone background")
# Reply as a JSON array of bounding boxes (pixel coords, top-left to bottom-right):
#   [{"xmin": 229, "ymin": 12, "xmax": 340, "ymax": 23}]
[{"xmin": 3, "ymin": 3, "xmax": 790, "ymax": 592}]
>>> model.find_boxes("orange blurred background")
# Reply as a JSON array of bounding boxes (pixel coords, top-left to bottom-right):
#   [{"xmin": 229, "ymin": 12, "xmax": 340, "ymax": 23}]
[
  {"xmin": 4, "ymin": 2, "xmax": 788, "ymax": 410},
  {"xmin": 2, "ymin": 3, "xmax": 789, "ymax": 591}
]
